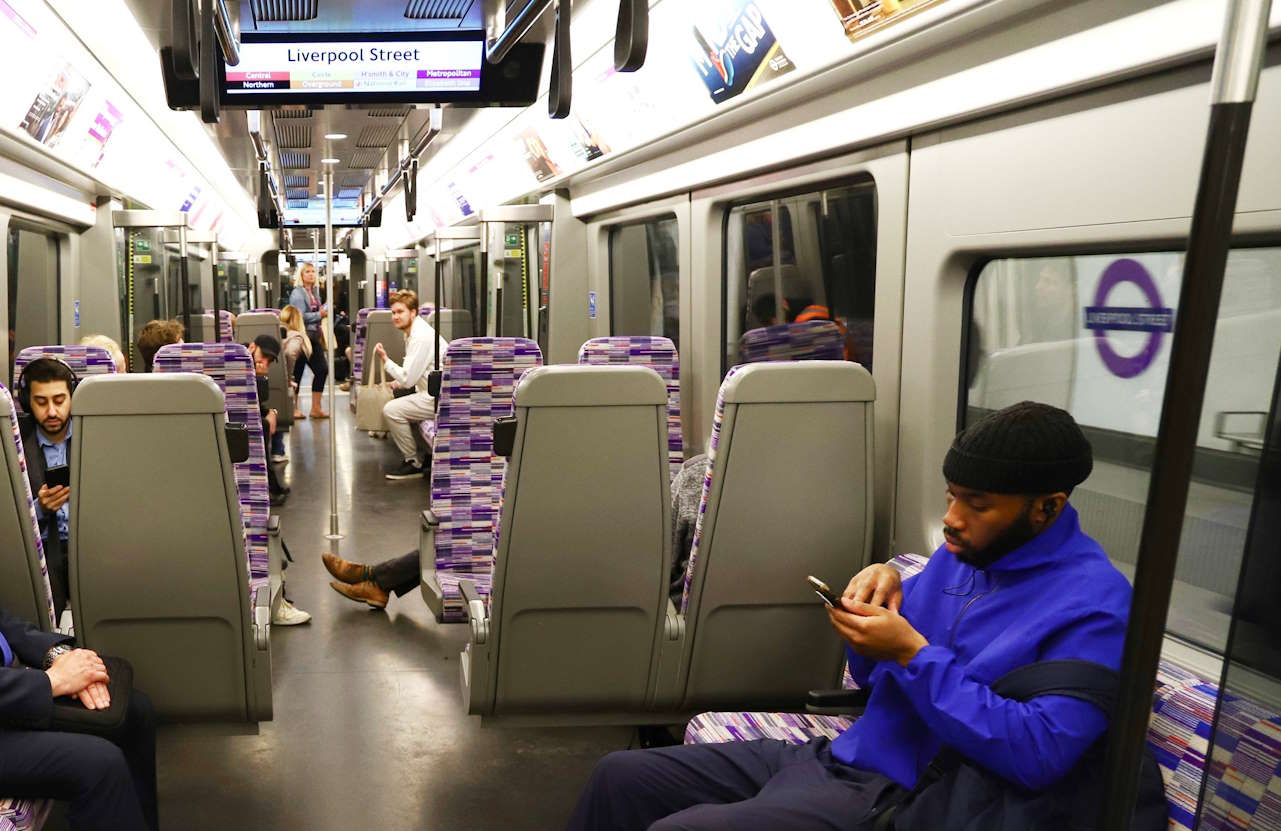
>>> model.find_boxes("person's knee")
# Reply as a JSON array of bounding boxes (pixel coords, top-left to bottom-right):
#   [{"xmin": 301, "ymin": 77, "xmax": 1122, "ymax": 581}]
[
  {"xmin": 383, "ymin": 401, "xmax": 408, "ymax": 423},
  {"xmin": 74, "ymin": 736, "xmax": 133, "ymax": 796}
]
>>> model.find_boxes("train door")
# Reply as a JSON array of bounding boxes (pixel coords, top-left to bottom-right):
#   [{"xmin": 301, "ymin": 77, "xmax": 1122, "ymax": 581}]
[
  {"xmin": 446, "ymin": 243, "xmax": 482, "ymax": 337},
  {"xmin": 585, "ymin": 195, "xmax": 692, "ymax": 446},
  {"xmin": 112, "ymin": 210, "xmax": 195, "ymax": 370},
  {"xmin": 385, "ymin": 249, "xmax": 417, "ymax": 297},
  {"xmin": 216, "ymin": 254, "xmax": 250, "ymax": 314},
  {"xmin": 690, "ymin": 144, "xmax": 910, "ymax": 563},
  {"xmin": 3, "ymin": 216, "xmax": 66, "ymax": 387},
  {"xmin": 480, "ymin": 205, "xmax": 554, "ymax": 345}
]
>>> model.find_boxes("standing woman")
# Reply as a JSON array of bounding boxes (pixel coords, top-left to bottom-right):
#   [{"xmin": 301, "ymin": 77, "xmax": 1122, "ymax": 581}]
[{"xmin": 287, "ymin": 262, "xmax": 330, "ymax": 419}]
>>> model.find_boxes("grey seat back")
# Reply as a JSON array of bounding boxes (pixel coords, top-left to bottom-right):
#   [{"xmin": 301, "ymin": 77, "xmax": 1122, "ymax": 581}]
[
  {"xmin": 68, "ymin": 374, "xmax": 271, "ymax": 721},
  {"xmin": 361, "ymin": 310, "xmax": 405, "ymax": 385},
  {"xmin": 427, "ymin": 309, "xmax": 474, "ymax": 343},
  {"xmin": 472, "ymin": 365, "xmax": 671, "ymax": 716},
  {"xmin": 234, "ymin": 312, "xmax": 293, "ymax": 428},
  {"xmin": 0, "ymin": 383, "xmax": 55, "ymax": 629},
  {"xmin": 676, "ymin": 361, "xmax": 875, "ymax": 711}
]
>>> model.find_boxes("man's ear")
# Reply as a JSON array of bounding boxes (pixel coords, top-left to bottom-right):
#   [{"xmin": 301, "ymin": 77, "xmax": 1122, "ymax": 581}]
[{"xmin": 1039, "ymin": 493, "xmax": 1069, "ymax": 523}]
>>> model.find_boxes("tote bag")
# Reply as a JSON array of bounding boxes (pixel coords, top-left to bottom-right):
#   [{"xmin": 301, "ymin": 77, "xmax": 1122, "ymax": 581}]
[{"xmin": 356, "ymin": 360, "xmax": 394, "ymax": 432}]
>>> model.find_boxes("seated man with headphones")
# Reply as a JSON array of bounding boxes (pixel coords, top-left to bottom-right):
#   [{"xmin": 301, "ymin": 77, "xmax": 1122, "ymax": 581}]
[{"xmin": 18, "ymin": 357, "xmax": 79, "ymax": 620}]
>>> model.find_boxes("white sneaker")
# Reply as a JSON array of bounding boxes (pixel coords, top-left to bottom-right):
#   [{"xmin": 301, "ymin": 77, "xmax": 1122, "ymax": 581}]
[
  {"xmin": 270, "ymin": 453, "xmax": 288, "ymax": 463},
  {"xmin": 273, "ymin": 598, "xmax": 312, "ymax": 626}
]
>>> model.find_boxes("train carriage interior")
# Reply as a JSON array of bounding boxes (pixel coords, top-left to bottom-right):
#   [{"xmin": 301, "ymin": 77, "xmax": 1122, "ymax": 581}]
[{"xmin": 1, "ymin": 0, "xmax": 1280, "ymax": 828}]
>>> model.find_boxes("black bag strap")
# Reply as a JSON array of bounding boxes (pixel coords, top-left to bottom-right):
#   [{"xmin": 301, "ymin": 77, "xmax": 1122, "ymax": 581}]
[{"xmin": 989, "ymin": 659, "xmax": 1119, "ymax": 716}]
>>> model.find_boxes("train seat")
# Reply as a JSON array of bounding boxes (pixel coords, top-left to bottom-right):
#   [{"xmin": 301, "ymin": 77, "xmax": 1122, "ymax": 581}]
[
  {"xmin": 352, "ymin": 310, "xmax": 404, "ymax": 418},
  {"xmin": 426, "ymin": 308, "xmax": 474, "ymax": 343},
  {"xmin": 0, "ymin": 797, "xmax": 51, "ymax": 831},
  {"xmin": 68, "ymin": 374, "xmax": 271, "ymax": 721},
  {"xmin": 577, "ymin": 336, "xmax": 682, "ymax": 481},
  {"xmin": 204, "ymin": 308, "xmax": 234, "ymax": 342},
  {"xmin": 249, "ymin": 308, "xmax": 281, "ymax": 317},
  {"xmin": 459, "ymin": 364, "xmax": 672, "ymax": 718},
  {"xmin": 186, "ymin": 312, "xmax": 218, "ymax": 345},
  {"xmin": 745, "ymin": 264, "xmax": 815, "ymax": 327},
  {"xmin": 737, "ymin": 320, "xmax": 846, "ymax": 365},
  {"xmin": 234, "ymin": 311, "xmax": 294, "ymax": 430},
  {"xmin": 664, "ymin": 360, "xmax": 876, "ymax": 712},
  {"xmin": 154, "ymin": 344, "xmax": 274, "ymax": 611},
  {"xmin": 349, "ymin": 308, "xmax": 372, "ymax": 412},
  {"xmin": 13, "ymin": 345, "xmax": 117, "ymax": 413},
  {"xmin": 419, "ymin": 303, "xmax": 435, "ymax": 319},
  {"xmin": 0, "ymin": 383, "xmax": 56, "ymax": 631},
  {"xmin": 419, "ymin": 337, "xmax": 542, "ymax": 622}
]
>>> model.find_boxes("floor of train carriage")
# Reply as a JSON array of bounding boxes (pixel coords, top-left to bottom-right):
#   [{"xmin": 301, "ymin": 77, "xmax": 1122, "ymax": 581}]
[{"xmin": 154, "ymin": 390, "xmax": 630, "ymax": 831}]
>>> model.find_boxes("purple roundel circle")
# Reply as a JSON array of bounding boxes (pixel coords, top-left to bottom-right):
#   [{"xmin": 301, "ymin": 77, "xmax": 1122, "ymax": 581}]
[{"xmin": 1090, "ymin": 258, "xmax": 1171, "ymax": 379}]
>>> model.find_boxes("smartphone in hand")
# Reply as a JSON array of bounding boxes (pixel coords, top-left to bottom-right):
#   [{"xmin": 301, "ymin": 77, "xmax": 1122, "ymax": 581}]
[
  {"xmin": 45, "ymin": 464, "xmax": 70, "ymax": 489},
  {"xmin": 808, "ymin": 575, "xmax": 842, "ymax": 609}
]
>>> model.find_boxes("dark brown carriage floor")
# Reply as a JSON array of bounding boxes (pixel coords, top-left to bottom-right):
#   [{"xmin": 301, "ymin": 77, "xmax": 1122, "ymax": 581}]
[{"xmin": 154, "ymin": 392, "xmax": 632, "ymax": 831}]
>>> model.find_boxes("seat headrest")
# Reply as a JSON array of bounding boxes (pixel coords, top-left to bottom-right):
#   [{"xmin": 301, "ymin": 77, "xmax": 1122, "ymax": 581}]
[
  {"xmin": 235, "ymin": 312, "xmax": 280, "ymax": 328},
  {"xmin": 72, "ymin": 373, "xmax": 225, "ymax": 416},
  {"xmin": 366, "ymin": 309, "xmax": 394, "ymax": 322},
  {"xmin": 721, "ymin": 360, "xmax": 874, "ymax": 405},
  {"xmin": 515, "ymin": 365, "xmax": 667, "ymax": 408}
]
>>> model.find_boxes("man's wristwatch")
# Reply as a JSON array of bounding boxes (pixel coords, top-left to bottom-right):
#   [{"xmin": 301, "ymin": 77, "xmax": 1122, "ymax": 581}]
[{"xmin": 43, "ymin": 644, "xmax": 73, "ymax": 669}]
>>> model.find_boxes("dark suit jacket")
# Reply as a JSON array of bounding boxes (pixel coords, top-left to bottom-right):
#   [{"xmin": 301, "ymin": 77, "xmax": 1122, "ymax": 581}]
[
  {"xmin": 0, "ymin": 606, "xmax": 71, "ymax": 729},
  {"xmin": 19, "ymin": 416, "xmax": 70, "ymax": 617}
]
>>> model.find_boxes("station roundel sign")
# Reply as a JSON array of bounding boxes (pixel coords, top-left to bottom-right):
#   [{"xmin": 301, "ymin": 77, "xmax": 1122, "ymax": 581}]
[{"xmin": 1083, "ymin": 258, "xmax": 1175, "ymax": 379}]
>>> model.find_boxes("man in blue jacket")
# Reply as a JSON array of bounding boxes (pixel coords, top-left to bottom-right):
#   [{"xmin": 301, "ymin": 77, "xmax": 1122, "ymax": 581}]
[
  {"xmin": 0, "ymin": 607, "xmax": 157, "ymax": 830},
  {"xmin": 566, "ymin": 401, "xmax": 1132, "ymax": 830}
]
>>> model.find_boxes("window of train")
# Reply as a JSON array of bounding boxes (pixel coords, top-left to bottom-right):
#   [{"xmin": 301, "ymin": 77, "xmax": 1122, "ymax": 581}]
[
  {"xmin": 965, "ymin": 249, "xmax": 1281, "ymax": 653},
  {"xmin": 609, "ymin": 214, "xmax": 680, "ymax": 349},
  {"xmin": 443, "ymin": 247, "xmax": 482, "ymax": 337},
  {"xmin": 8, "ymin": 225, "xmax": 61, "ymax": 387},
  {"xmin": 723, "ymin": 183, "xmax": 877, "ymax": 374}
]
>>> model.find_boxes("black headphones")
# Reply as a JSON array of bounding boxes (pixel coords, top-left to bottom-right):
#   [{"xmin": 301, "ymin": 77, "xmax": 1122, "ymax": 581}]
[{"xmin": 16, "ymin": 356, "xmax": 80, "ymax": 413}]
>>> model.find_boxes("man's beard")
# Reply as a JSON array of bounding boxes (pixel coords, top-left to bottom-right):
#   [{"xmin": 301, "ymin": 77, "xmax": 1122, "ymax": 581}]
[
  {"xmin": 41, "ymin": 417, "xmax": 64, "ymax": 435},
  {"xmin": 948, "ymin": 502, "xmax": 1040, "ymax": 569}
]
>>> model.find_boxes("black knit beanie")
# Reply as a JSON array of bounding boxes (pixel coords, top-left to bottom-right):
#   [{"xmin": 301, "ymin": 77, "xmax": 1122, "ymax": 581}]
[{"xmin": 943, "ymin": 401, "xmax": 1093, "ymax": 495}]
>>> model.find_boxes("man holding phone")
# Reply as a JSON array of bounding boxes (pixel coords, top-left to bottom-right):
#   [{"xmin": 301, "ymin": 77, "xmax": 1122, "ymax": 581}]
[{"xmin": 19, "ymin": 357, "xmax": 78, "ymax": 621}]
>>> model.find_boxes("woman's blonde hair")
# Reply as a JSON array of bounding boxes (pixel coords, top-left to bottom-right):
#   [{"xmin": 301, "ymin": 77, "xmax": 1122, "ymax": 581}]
[
  {"xmin": 299, "ymin": 262, "xmax": 317, "ymax": 280},
  {"xmin": 280, "ymin": 304, "xmax": 306, "ymax": 334},
  {"xmin": 80, "ymin": 334, "xmax": 127, "ymax": 373}
]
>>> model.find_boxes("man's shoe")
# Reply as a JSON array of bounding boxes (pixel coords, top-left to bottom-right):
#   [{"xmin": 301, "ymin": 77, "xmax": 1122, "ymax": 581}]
[
  {"xmin": 322, "ymin": 552, "xmax": 371, "ymax": 585},
  {"xmin": 329, "ymin": 580, "xmax": 389, "ymax": 609},
  {"xmin": 269, "ymin": 491, "xmax": 288, "ymax": 507},
  {"xmin": 385, "ymin": 460, "xmax": 423, "ymax": 481},
  {"xmin": 273, "ymin": 598, "xmax": 312, "ymax": 625}
]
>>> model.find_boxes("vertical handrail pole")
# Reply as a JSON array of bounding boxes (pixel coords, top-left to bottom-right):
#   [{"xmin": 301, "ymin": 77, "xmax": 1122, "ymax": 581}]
[
  {"xmin": 178, "ymin": 223, "xmax": 191, "ymax": 340},
  {"xmin": 324, "ymin": 167, "xmax": 341, "ymax": 542},
  {"xmin": 1098, "ymin": 1, "xmax": 1271, "ymax": 826}
]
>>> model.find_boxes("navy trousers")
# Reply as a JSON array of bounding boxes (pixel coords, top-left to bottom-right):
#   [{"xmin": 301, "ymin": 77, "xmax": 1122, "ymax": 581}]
[
  {"xmin": 372, "ymin": 551, "xmax": 421, "ymax": 597},
  {"xmin": 0, "ymin": 690, "xmax": 158, "ymax": 831},
  {"xmin": 566, "ymin": 738, "xmax": 900, "ymax": 831}
]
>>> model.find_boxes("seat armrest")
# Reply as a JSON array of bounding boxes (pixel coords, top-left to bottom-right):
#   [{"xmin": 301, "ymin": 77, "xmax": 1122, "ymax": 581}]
[
  {"xmin": 253, "ymin": 588, "xmax": 271, "ymax": 651},
  {"xmin": 664, "ymin": 597, "xmax": 684, "ymax": 641},
  {"xmin": 805, "ymin": 687, "xmax": 869, "ymax": 716},
  {"xmin": 492, "ymin": 417, "xmax": 517, "ymax": 458},
  {"xmin": 225, "ymin": 423, "xmax": 250, "ymax": 463},
  {"xmin": 421, "ymin": 509, "xmax": 439, "ymax": 529},
  {"xmin": 267, "ymin": 515, "xmax": 281, "ymax": 536},
  {"xmin": 459, "ymin": 579, "xmax": 488, "ymax": 645}
]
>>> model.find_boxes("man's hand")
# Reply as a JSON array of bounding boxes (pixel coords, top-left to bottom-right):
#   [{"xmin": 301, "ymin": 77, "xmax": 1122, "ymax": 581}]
[
  {"xmin": 37, "ymin": 484, "xmax": 70, "ymax": 513},
  {"xmin": 388, "ymin": 380, "xmax": 399, "ymax": 391},
  {"xmin": 374, "ymin": 342, "xmax": 385, "ymax": 360},
  {"xmin": 265, "ymin": 409, "xmax": 277, "ymax": 434},
  {"xmin": 827, "ymin": 602, "xmax": 927, "ymax": 667},
  {"xmin": 45, "ymin": 649, "xmax": 109, "ymax": 705},
  {"xmin": 842, "ymin": 563, "xmax": 903, "ymax": 611},
  {"xmin": 78, "ymin": 681, "xmax": 111, "ymax": 711}
]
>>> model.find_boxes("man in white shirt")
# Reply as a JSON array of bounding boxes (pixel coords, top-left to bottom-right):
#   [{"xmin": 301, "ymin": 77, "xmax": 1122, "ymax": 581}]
[{"xmin": 376, "ymin": 289, "xmax": 449, "ymax": 480}]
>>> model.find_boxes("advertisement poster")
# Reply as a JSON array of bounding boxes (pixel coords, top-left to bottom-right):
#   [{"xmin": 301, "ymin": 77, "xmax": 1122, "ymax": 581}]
[
  {"xmin": 827, "ymin": 0, "xmax": 945, "ymax": 44},
  {"xmin": 689, "ymin": 0, "xmax": 794, "ymax": 105},
  {"xmin": 18, "ymin": 63, "xmax": 90, "ymax": 148}
]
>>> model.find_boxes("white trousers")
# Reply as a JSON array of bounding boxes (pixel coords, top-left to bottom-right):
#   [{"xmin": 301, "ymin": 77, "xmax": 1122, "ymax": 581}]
[{"xmin": 383, "ymin": 390, "xmax": 436, "ymax": 463}]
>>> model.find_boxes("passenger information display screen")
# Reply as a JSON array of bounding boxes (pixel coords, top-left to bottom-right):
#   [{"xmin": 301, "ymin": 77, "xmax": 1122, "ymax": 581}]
[{"xmin": 225, "ymin": 38, "xmax": 483, "ymax": 97}]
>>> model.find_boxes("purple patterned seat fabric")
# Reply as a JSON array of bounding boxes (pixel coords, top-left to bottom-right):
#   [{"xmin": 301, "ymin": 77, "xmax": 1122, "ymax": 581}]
[
  {"xmin": 204, "ymin": 309, "xmax": 235, "ymax": 342},
  {"xmin": 13, "ymin": 345, "xmax": 116, "ymax": 413},
  {"xmin": 577, "ymin": 337, "xmax": 682, "ymax": 481},
  {"xmin": 0, "ymin": 797, "xmax": 50, "ymax": 831},
  {"xmin": 430, "ymin": 337, "xmax": 542, "ymax": 622},
  {"xmin": 736, "ymin": 321, "xmax": 845, "ymax": 365},
  {"xmin": 419, "ymin": 303, "xmax": 436, "ymax": 319},
  {"xmin": 154, "ymin": 344, "xmax": 269, "ymax": 600},
  {"xmin": 350, "ymin": 307, "xmax": 374, "ymax": 413},
  {"xmin": 0, "ymin": 384, "xmax": 55, "ymax": 628}
]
